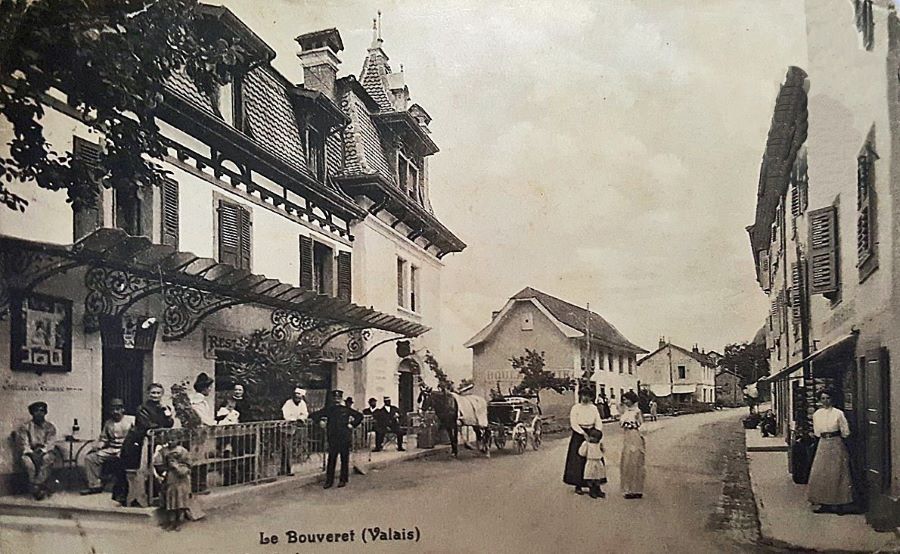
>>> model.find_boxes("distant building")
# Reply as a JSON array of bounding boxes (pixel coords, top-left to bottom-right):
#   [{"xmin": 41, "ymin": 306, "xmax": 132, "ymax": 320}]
[
  {"xmin": 637, "ymin": 340, "xmax": 716, "ymax": 404},
  {"xmin": 464, "ymin": 287, "xmax": 646, "ymax": 402},
  {"xmin": 715, "ymin": 369, "xmax": 743, "ymax": 407}
]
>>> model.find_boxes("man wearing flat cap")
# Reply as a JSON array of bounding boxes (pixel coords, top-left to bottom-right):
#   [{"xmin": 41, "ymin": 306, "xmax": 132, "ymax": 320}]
[
  {"xmin": 81, "ymin": 398, "xmax": 134, "ymax": 496},
  {"xmin": 374, "ymin": 396, "xmax": 405, "ymax": 452},
  {"xmin": 14, "ymin": 401, "xmax": 58, "ymax": 500},
  {"xmin": 309, "ymin": 390, "xmax": 363, "ymax": 488}
]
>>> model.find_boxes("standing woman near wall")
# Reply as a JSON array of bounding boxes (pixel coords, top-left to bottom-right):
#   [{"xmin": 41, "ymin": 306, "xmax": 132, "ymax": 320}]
[
  {"xmin": 619, "ymin": 391, "xmax": 646, "ymax": 499},
  {"xmin": 807, "ymin": 388, "xmax": 853, "ymax": 514},
  {"xmin": 563, "ymin": 387, "xmax": 603, "ymax": 495}
]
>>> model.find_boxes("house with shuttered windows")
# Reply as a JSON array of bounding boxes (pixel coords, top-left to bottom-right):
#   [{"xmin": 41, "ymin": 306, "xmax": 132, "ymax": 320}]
[
  {"xmin": 746, "ymin": 0, "xmax": 899, "ymax": 530},
  {"xmin": 0, "ymin": 5, "xmax": 463, "ymax": 492}
]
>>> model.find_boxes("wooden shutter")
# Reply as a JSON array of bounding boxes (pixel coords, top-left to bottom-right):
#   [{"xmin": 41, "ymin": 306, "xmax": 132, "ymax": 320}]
[
  {"xmin": 337, "ymin": 251, "xmax": 352, "ymax": 301},
  {"xmin": 218, "ymin": 200, "xmax": 241, "ymax": 267},
  {"xmin": 160, "ymin": 178, "xmax": 179, "ymax": 248},
  {"xmin": 238, "ymin": 205, "xmax": 251, "ymax": 270},
  {"xmin": 791, "ymin": 184, "xmax": 801, "ymax": 218},
  {"xmin": 299, "ymin": 235, "xmax": 314, "ymax": 288},
  {"xmin": 72, "ymin": 137, "xmax": 104, "ymax": 240},
  {"xmin": 857, "ymin": 154, "xmax": 874, "ymax": 266},
  {"xmin": 759, "ymin": 250, "xmax": 771, "ymax": 292},
  {"xmin": 808, "ymin": 206, "xmax": 839, "ymax": 295},
  {"xmin": 863, "ymin": 348, "xmax": 890, "ymax": 494}
]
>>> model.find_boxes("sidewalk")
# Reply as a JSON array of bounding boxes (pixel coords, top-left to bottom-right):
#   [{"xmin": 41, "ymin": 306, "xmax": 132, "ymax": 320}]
[
  {"xmin": 745, "ymin": 429, "xmax": 898, "ymax": 553},
  {"xmin": 0, "ymin": 440, "xmax": 449, "ymax": 530}
]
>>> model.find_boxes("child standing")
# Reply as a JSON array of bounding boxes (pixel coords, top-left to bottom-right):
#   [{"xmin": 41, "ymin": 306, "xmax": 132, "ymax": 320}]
[
  {"xmin": 160, "ymin": 443, "xmax": 192, "ymax": 531},
  {"xmin": 578, "ymin": 428, "xmax": 606, "ymax": 498}
]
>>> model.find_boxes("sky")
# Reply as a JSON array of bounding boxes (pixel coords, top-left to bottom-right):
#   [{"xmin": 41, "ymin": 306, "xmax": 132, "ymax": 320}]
[{"xmin": 220, "ymin": 0, "xmax": 808, "ymax": 379}]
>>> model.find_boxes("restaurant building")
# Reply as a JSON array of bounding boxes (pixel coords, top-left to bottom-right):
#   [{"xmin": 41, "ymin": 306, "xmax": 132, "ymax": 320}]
[{"xmin": 0, "ymin": 6, "xmax": 461, "ymax": 493}]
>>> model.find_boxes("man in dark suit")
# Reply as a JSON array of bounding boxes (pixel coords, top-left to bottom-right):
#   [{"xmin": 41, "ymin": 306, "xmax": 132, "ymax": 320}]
[
  {"xmin": 374, "ymin": 396, "xmax": 405, "ymax": 452},
  {"xmin": 309, "ymin": 390, "xmax": 363, "ymax": 489}
]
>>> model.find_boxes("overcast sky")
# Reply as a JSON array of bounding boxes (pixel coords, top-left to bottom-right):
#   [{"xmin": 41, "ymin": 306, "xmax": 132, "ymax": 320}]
[{"xmin": 220, "ymin": 0, "xmax": 807, "ymax": 379}]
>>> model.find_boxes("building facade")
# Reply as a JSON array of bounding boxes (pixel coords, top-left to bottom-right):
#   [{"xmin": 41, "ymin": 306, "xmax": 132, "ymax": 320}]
[
  {"xmin": 464, "ymin": 287, "xmax": 646, "ymax": 403},
  {"xmin": 0, "ymin": 6, "xmax": 461, "ymax": 492},
  {"xmin": 637, "ymin": 340, "xmax": 717, "ymax": 404},
  {"xmin": 747, "ymin": 0, "xmax": 899, "ymax": 529},
  {"xmin": 715, "ymin": 369, "xmax": 743, "ymax": 407}
]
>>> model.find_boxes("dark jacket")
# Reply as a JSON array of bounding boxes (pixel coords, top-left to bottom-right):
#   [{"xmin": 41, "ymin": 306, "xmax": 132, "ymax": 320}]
[
  {"xmin": 120, "ymin": 401, "xmax": 175, "ymax": 468},
  {"xmin": 309, "ymin": 404, "xmax": 363, "ymax": 444},
  {"xmin": 374, "ymin": 405, "xmax": 402, "ymax": 429}
]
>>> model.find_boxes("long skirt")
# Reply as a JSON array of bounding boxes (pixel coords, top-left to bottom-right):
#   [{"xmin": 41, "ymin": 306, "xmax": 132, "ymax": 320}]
[
  {"xmin": 620, "ymin": 428, "xmax": 645, "ymax": 495},
  {"xmin": 563, "ymin": 432, "xmax": 587, "ymax": 487},
  {"xmin": 807, "ymin": 436, "xmax": 853, "ymax": 506}
]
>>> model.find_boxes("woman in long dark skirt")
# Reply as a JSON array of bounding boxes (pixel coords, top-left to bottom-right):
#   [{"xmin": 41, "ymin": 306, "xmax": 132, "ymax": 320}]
[{"xmin": 563, "ymin": 387, "xmax": 604, "ymax": 495}]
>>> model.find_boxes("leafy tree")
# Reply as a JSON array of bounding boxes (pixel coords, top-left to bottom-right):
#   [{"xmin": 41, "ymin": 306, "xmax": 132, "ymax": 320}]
[
  {"xmin": 721, "ymin": 341, "xmax": 770, "ymax": 385},
  {"xmin": 510, "ymin": 349, "xmax": 575, "ymax": 397},
  {"xmin": 0, "ymin": 0, "xmax": 238, "ymax": 212},
  {"xmin": 423, "ymin": 351, "xmax": 455, "ymax": 392}
]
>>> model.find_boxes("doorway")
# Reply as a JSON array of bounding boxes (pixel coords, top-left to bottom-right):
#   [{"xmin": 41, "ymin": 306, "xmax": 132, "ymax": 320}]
[{"xmin": 102, "ymin": 347, "xmax": 144, "ymax": 419}]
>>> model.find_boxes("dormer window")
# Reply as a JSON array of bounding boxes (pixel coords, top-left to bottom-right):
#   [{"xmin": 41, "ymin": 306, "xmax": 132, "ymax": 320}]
[
  {"xmin": 211, "ymin": 75, "xmax": 244, "ymax": 131},
  {"xmin": 305, "ymin": 124, "xmax": 326, "ymax": 182},
  {"xmin": 397, "ymin": 151, "xmax": 419, "ymax": 201}
]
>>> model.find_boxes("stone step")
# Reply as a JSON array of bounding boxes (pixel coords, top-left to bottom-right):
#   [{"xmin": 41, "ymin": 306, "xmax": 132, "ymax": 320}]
[
  {"xmin": 0, "ymin": 513, "xmax": 148, "ymax": 534},
  {"xmin": 0, "ymin": 497, "xmax": 154, "ymax": 524}
]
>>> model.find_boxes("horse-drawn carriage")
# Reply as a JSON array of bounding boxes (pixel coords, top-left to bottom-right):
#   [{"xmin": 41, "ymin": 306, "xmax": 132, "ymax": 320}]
[{"xmin": 487, "ymin": 396, "xmax": 542, "ymax": 454}]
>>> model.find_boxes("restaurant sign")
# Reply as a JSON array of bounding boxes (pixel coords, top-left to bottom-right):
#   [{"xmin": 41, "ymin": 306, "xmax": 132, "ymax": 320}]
[{"xmin": 203, "ymin": 328, "xmax": 248, "ymax": 359}]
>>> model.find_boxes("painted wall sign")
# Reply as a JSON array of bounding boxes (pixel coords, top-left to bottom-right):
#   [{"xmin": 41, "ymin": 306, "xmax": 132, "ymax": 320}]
[
  {"xmin": 10, "ymin": 292, "xmax": 72, "ymax": 373},
  {"xmin": 203, "ymin": 328, "xmax": 248, "ymax": 359}
]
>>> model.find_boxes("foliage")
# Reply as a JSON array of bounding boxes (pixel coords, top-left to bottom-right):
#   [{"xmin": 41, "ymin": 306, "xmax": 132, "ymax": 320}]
[
  {"xmin": 423, "ymin": 351, "xmax": 454, "ymax": 392},
  {"xmin": 0, "ymin": 0, "xmax": 240, "ymax": 212},
  {"xmin": 170, "ymin": 380, "xmax": 201, "ymax": 429},
  {"xmin": 216, "ymin": 328, "xmax": 321, "ymax": 421},
  {"xmin": 721, "ymin": 341, "xmax": 770, "ymax": 386},
  {"xmin": 509, "ymin": 349, "xmax": 575, "ymax": 396}
]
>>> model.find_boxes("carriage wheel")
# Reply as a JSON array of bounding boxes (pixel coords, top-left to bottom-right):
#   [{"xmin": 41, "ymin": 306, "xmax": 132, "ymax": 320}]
[
  {"xmin": 532, "ymin": 420, "xmax": 543, "ymax": 450},
  {"xmin": 494, "ymin": 429, "xmax": 507, "ymax": 450},
  {"xmin": 514, "ymin": 424, "xmax": 527, "ymax": 454}
]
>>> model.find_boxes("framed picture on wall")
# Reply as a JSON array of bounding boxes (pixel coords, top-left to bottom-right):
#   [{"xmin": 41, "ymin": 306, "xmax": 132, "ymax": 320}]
[{"xmin": 10, "ymin": 291, "xmax": 73, "ymax": 373}]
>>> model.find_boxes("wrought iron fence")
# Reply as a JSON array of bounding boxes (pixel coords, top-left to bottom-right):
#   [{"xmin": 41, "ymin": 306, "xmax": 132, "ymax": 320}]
[{"xmin": 141, "ymin": 416, "xmax": 375, "ymax": 504}]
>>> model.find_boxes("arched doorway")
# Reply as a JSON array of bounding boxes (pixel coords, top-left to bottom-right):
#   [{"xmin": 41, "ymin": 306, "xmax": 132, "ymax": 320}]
[{"xmin": 397, "ymin": 358, "xmax": 420, "ymax": 415}]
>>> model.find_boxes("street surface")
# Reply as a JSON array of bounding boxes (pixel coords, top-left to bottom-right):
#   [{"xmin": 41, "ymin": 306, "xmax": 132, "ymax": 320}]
[{"xmin": 3, "ymin": 408, "xmax": 790, "ymax": 554}]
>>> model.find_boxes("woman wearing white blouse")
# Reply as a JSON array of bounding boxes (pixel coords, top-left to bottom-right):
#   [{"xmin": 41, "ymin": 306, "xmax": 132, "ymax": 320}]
[
  {"xmin": 807, "ymin": 389, "xmax": 853, "ymax": 514},
  {"xmin": 563, "ymin": 387, "xmax": 603, "ymax": 495},
  {"xmin": 619, "ymin": 391, "xmax": 646, "ymax": 499}
]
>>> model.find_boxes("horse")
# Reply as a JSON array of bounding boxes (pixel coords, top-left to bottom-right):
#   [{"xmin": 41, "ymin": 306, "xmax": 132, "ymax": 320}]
[{"xmin": 420, "ymin": 388, "xmax": 491, "ymax": 457}]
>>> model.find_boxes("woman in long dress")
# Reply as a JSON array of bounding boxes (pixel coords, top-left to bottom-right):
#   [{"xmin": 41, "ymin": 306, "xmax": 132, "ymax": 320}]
[
  {"xmin": 807, "ymin": 389, "xmax": 853, "ymax": 514},
  {"xmin": 563, "ymin": 387, "xmax": 603, "ymax": 495},
  {"xmin": 619, "ymin": 391, "xmax": 645, "ymax": 499}
]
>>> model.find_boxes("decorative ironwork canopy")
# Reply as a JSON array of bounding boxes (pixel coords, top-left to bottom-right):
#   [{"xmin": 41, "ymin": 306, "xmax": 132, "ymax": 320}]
[{"xmin": 0, "ymin": 229, "xmax": 429, "ymax": 343}]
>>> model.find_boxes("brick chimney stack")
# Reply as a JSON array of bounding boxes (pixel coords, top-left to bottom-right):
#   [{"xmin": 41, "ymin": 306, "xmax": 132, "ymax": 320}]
[
  {"xmin": 658, "ymin": 336, "xmax": 667, "ymax": 349},
  {"xmin": 295, "ymin": 28, "xmax": 344, "ymax": 101}
]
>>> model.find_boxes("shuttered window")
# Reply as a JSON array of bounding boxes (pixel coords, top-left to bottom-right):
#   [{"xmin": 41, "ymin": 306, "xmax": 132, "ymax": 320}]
[
  {"xmin": 218, "ymin": 199, "xmax": 251, "ymax": 269},
  {"xmin": 759, "ymin": 250, "xmax": 770, "ymax": 292},
  {"xmin": 808, "ymin": 206, "xmax": 839, "ymax": 295},
  {"xmin": 337, "ymin": 251, "xmax": 352, "ymax": 301},
  {"xmin": 857, "ymin": 150, "xmax": 877, "ymax": 278},
  {"xmin": 299, "ymin": 235, "xmax": 314, "ymax": 289},
  {"xmin": 72, "ymin": 137, "xmax": 104, "ymax": 240},
  {"xmin": 790, "ymin": 260, "xmax": 804, "ymax": 339},
  {"xmin": 160, "ymin": 178, "xmax": 179, "ymax": 248}
]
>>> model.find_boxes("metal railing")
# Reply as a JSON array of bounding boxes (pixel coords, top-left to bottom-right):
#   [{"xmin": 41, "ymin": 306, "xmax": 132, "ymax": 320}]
[{"xmin": 140, "ymin": 416, "xmax": 375, "ymax": 504}]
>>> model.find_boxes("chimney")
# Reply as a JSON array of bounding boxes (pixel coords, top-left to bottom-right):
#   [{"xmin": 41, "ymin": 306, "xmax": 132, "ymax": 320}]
[
  {"xmin": 384, "ymin": 70, "xmax": 409, "ymax": 111},
  {"xmin": 409, "ymin": 104, "xmax": 432, "ymax": 132},
  {"xmin": 692, "ymin": 344, "xmax": 699, "ymax": 353},
  {"xmin": 295, "ymin": 28, "xmax": 344, "ymax": 101},
  {"xmin": 658, "ymin": 336, "xmax": 667, "ymax": 349},
  {"xmin": 491, "ymin": 311, "xmax": 500, "ymax": 320}
]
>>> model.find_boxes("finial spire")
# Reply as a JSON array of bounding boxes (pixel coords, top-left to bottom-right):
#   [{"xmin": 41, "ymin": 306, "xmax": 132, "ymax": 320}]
[
  {"xmin": 377, "ymin": 10, "xmax": 383, "ymax": 40},
  {"xmin": 370, "ymin": 10, "xmax": 384, "ymax": 49}
]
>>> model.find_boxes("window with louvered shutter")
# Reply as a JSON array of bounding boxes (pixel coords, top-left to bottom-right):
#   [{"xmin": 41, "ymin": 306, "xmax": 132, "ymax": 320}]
[
  {"xmin": 808, "ymin": 206, "xmax": 839, "ymax": 295},
  {"xmin": 759, "ymin": 250, "xmax": 771, "ymax": 292},
  {"xmin": 299, "ymin": 235, "xmax": 314, "ymax": 289},
  {"xmin": 161, "ymin": 178, "xmax": 179, "ymax": 248},
  {"xmin": 790, "ymin": 260, "xmax": 803, "ymax": 337},
  {"xmin": 857, "ymin": 151, "xmax": 877, "ymax": 279},
  {"xmin": 337, "ymin": 251, "xmax": 352, "ymax": 301},
  {"xmin": 218, "ymin": 199, "xmax": 251, "ymax": 269},
  {"xmin": 72, "ymin": 137, "xmax": 104, "ymax": 240}
]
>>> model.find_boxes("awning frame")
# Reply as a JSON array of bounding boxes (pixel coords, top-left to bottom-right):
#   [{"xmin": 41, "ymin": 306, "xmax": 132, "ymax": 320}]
[
  {"xmin": 1, "ymin": 229, "xmax": 429, "ymax": 347},
  {"xmin": 762, "ymin": 331, "xmax": 858, "ymax": 383}
]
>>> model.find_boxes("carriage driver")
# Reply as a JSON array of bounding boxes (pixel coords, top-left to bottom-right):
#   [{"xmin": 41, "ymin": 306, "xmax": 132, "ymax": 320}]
[
  {"xmin": 374, "ymin": 397, "xmax": 405, "ymax": 452},
  {"xmin": 309, "ymin": 390, "xmax": 363, "ymax": 489}
]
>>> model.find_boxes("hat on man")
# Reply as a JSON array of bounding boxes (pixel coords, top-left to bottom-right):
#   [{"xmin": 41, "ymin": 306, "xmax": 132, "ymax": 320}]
[
  {"xmin": 331, "ymin": 389, "xmax": 344, "ymax": 400},
  {"xmin": 344, "ymin": 397, "xmax": 354, "ymax": 406},
  {"xmin": 109, "ymin": 398, "xmax": 125, "ymax": 408},
  {"xmin": 383, "ymin": 396, "xmax": 391, "ymax": 401},
  {"xmin": 294, "ymin": 387, "xmax": 306, "ymax": 396},
  {"xmin": 194, "ymin": 372, "xmax": 214, "ymax": 391},
  {"xmin": 28, "ymin": 401, "xmax": 48, "ymax": 414}
]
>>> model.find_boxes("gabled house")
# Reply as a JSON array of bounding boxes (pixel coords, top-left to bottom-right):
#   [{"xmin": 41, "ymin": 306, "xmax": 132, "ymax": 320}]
[
  {"xmin": 715, "ymin": 368, "xmax": 743, "ymax": 407},
  {"xmin": 637, "ymin": 340, "xmax": 717, "ymax": 404},
  {"xmin": 464, "ymin": 287, "xmax": 646, "ymax": 402}
]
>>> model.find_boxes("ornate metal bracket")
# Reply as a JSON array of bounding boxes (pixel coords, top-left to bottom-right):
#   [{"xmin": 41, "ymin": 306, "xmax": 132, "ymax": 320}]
[
  {"xmin": 347, "ymin": 334, "xmax": 403, "ymax": 362},
  {"xmin": 1, "ymin": 250, "xmax": 82, "ymax": 320},
  {"xmin": 162, "ymin": 285, "xmax": 243, "ymax": 341},
  {"xmin": 84, "ymin": 266, "xmax": 160, "ymax": 332}
]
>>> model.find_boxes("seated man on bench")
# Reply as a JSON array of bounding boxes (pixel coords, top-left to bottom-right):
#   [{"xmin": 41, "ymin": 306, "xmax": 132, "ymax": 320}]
[
  {"xmin": 14, "ymin": 401, "xmax": 58, "ymax": 500},
  {"xmin": 81, "ymin": 398, "xmax": 134, "ymax": 496}
]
